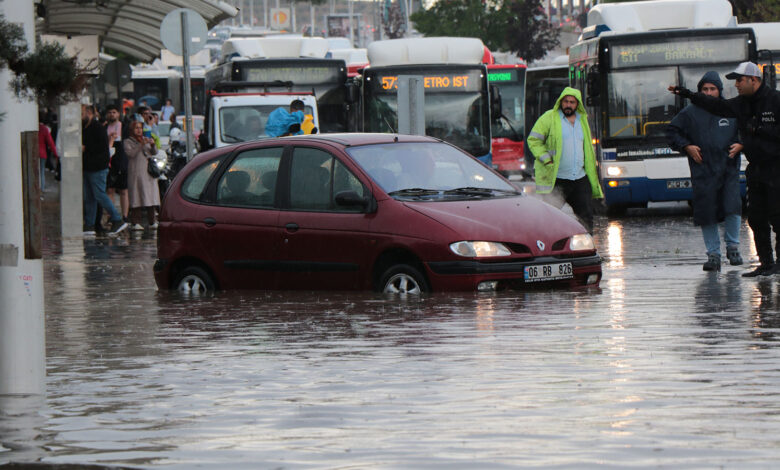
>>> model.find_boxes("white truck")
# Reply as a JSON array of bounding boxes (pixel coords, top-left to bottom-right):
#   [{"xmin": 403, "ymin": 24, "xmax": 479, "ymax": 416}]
[{"xmin": 201, "ymin": 37, "xmax": 349, "ymax": 149}]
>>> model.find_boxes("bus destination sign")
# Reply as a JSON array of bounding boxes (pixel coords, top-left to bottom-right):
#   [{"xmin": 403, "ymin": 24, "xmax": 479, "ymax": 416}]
[
  {"xmin": 371, "ymin": 70, "xmax": 483, "ymax": 93},
  {"xmin": 610, "ymin": 36, "xmax": 749, "ymax": 69},
  {"xmin": 243, "ymin": 66, "xmax": 343, "ymax": 85},
  {"xmin": 488, "ymin": 70, "xmax": 519, "ymax": 82}
]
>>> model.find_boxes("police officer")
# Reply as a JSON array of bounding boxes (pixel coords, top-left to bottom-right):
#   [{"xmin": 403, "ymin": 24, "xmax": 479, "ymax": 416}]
[{"xmin": 670, "ymin": 62, "xmax": 780, "ymax": 277}]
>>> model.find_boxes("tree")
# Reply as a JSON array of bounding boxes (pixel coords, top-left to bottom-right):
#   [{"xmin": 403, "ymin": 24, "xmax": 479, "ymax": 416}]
[
  {"xmin": 383, "ymin": 0, "xmax": 407, "ymax": 39},
  {"xmin": 0, "ymin": 14, "xmax": 94, "ymax": 110},
  {"xmin": 729, "ymin": 0, "xmax": 780, "ymax": 22},
  {"xmin": 410, "ymin": 0, "xmax": 507, "ymax": 51},
  {"xmin": 503, "ymin": 0, "xmax": 560, "ymax": 62}
]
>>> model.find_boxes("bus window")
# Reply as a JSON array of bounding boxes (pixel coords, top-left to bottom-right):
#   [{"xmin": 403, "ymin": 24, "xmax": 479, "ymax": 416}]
[{"xmin": 607, "ymin": 67, "xmax": 677, "ymax": 138}]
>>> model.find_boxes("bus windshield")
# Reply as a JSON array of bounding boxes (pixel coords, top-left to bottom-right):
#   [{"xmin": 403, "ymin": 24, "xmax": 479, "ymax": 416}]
[
  {"xmin": 491, "ymin": 80, "xmax": 524, "ymax": 140},
  {"xmin": 607, "ymin": 67, "xmax": 677, "ymax": 139},
  {"xmin": 607, "ymin": 63, "xmax": 741, "ymax": 140},
  {"xmin": 363, "ymin": 67, "xmax": 490, "ymax": 157}
]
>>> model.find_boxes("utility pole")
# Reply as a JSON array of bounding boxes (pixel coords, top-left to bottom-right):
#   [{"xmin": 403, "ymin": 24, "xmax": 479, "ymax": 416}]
[{"xmin": 0, "ymin": 0, "xmax": 45, "ymax": 396}]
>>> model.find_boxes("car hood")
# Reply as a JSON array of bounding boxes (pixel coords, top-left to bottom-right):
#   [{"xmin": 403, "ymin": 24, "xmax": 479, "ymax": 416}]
[{"xmin": 403, "ymin": 196, "xmax": 587, "ymax": 255}]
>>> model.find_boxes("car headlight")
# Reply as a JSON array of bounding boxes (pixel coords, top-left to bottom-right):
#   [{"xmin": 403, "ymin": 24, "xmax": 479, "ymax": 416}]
[
  {"xmin": 569, "ymin": 233, "xmax": 595, "ymax": 251},
  {"xmin": 450, "ymin": 241, "xmax": 511, "ymax": 257}
]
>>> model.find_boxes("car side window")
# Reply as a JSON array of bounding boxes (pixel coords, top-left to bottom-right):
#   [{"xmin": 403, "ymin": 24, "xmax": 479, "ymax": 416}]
[
  {"xmin": 181, "ymin": 156, "xmax": 225, "ymax": 201},
  {"xmin": 290, "ymin": 147, "xmax": 367, "ymax": 212},
  {"xmin": 216, "ymin": 147, "xmax": 282, "ymax": 207}
]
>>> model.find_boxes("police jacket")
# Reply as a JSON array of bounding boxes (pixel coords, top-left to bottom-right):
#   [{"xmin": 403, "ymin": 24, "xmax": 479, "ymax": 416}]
[{"xmin": 687, "ymin": 83, "xmax": 780, "ymax": 174}]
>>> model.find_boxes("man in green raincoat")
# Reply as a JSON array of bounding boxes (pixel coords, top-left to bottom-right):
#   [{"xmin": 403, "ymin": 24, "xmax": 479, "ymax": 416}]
[{"xmin": 527, "ymin": 87, "xmax": 603, "ymax": 232}]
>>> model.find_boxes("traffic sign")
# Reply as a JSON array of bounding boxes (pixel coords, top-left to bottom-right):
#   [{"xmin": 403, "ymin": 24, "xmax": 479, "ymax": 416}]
[{"xmin": 160, "ymin": 8, "xmax": 207, "ymax": 56}]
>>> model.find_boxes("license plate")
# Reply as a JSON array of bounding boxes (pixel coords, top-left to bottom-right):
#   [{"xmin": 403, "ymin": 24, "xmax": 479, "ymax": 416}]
[
  {"xmin": 524, "ymin": 262, "xmax": 573, "ymax": 282},
  {"xmin": 666, "ymin": 179, "xmax": 692, "ymax": 189}
]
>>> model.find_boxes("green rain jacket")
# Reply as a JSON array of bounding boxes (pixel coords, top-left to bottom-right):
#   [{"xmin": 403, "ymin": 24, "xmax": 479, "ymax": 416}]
[{"xmin": 527, "ymin": 87, "xmax": 604, "ymax": 198}]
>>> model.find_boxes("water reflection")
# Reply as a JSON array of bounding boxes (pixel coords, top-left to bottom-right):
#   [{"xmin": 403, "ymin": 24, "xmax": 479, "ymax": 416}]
[
  {"xmin": 750, "ymin": 279, "xmax": 780, "ymax": 344},
  {"xmin": 606, "ymin": 222, "xmax": 624, "ymax": 269}
]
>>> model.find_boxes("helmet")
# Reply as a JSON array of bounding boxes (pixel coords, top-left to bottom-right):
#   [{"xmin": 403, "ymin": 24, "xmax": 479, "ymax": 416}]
[{"xmin": 169, "ymin": 127, "xmax": 183, "ymax": 142}]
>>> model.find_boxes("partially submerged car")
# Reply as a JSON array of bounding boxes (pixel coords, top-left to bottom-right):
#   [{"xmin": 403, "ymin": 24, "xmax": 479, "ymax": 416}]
[{"xmin": 154, "ymin": 133, "xmax": 601, "ymax": 293}]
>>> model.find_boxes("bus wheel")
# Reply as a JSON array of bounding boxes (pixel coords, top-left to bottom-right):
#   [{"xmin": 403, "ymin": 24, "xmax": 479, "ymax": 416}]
[{"xmin": 606, "ymin": 204, "xmax": 628, "ymax": 217}]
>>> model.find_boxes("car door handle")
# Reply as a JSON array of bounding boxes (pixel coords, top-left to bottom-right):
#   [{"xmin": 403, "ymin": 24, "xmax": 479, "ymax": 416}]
[
  {"xmin": 203, "ymin": 217, "xmax": 216, "ymax": 227},
  {"xmin": 285, "ymin": 223, "xmax": 299, "ymax": 233}
]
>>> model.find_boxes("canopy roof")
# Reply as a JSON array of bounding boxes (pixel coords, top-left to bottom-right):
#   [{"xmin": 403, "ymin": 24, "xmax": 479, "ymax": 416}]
[{"xmin": 37, "ymin": 0, "xmax": 237, "ymax": 62}]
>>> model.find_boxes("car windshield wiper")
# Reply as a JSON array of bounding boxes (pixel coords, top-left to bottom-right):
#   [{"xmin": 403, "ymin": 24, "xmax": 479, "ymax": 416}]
[
  {"xmin": 443, "ymin": 187, "xmax": 518, "ymax": 196},
  {"xmin": 223, "ymin": 133, "xmax": 244, "ymax": 142},
  {"xmin": 387, "ymin": 188, "xmax": 441, "ymax": 197}
]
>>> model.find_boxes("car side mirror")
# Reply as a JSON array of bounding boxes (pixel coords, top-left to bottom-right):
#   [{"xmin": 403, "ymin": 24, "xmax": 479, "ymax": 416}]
[
  {"xmin": 335, "ymin": 190, "xmax": 370, "ymax": 210},
  {"xmin": 490, "ymin": 84, "xmax": 502, "ymax": 121}
]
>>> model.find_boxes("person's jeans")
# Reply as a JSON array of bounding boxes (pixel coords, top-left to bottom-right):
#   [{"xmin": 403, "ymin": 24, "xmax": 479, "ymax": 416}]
[
  {"xmin": 701, "ymin": 214, "xmax": 741, "ymax": 255},
  {"xmin": 84, "ymin": 169, "xmax": 121, "ymax": 226}
]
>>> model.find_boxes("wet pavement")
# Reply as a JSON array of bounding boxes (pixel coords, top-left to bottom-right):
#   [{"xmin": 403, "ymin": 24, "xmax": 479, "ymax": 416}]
[{"xmin": 3, "ymin": 179, "xmax": 780, "ymax": 468}]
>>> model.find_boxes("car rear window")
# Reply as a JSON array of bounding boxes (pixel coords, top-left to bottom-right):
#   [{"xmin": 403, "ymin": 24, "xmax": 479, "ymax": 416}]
[{"xmin": 181, "ymin": 156, "xmax": 225, "ymax": 201}]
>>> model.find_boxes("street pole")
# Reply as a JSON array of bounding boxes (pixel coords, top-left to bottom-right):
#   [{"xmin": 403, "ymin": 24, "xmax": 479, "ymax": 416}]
[
  {"xmin": 181, "ymin": 11, "xmax": 195, "ymax": 162},
  {"xmin": 349, "ymin": 0, "xmax": 354, "ymax": 46},
  {"xmin": 0, "ymin": 0, "xmax": 45, "ymax": 396}
]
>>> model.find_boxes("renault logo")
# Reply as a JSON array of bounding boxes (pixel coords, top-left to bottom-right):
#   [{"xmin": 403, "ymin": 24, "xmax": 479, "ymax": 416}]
[{"xmin": 537, "ymin": 240, "xmax": 545, "ymax": 251}]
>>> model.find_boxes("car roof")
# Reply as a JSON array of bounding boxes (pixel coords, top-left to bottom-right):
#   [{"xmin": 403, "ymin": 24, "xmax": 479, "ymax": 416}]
[{"xmin": 193, "ymin": 133, "xmax": 441, "ymax": 162}]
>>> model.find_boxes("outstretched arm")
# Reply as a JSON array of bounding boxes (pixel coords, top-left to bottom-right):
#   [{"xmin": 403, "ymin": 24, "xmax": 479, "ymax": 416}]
[{"xmin": 668, "ymin": 86, "xmax": 738, "ymax": 118}]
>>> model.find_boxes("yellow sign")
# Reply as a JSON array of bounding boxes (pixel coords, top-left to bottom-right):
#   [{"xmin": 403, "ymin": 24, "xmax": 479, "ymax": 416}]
[{"xmin": 380, "ymin": 75, "xmax": 471, "ymax": 91}]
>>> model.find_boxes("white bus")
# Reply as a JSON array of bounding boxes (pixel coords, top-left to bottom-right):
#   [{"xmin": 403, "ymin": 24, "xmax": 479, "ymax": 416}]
[{"xmin": 569, "ymin": 0, "xmax": 756, "ymax": 213}]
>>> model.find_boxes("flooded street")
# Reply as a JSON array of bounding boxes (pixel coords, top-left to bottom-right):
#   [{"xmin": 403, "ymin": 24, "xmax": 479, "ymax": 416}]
[{"xmin": 3, "ymin": 201, "xmax": 780, "ymax": 468}]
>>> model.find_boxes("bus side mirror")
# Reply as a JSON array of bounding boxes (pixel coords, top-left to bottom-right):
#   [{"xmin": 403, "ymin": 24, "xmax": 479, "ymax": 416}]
[
  {"xmin": 346, "ymin": 81, "xmax": 359, "ymax": 104},
  {"xmin": 490, "ymin": 84, "xmax": 502, "ymax": 121},
  {"xmin": 587, "ymin": 71, "xmax": 600, "ymax": 98}
]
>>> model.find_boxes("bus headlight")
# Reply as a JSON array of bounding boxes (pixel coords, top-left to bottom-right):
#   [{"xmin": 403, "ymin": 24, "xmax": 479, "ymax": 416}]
[
  {"xmin": 450, "ymin": 241, "xmax": 511, "ymax": 257},
  {"xmin": 606, "ymin": 165, "xmax": 623, "ymax": 177},
  {"xmin": 570, "ymin": 233, "xmax": 595, "ymax": 251}
]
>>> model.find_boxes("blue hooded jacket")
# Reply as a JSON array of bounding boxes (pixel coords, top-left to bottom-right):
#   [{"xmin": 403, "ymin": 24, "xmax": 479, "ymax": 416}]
[
  {"xmin": 667, "ymin": 71, "xmax": 742, "ymax": 225},
  {"xmin": 265, "ymin": 108, "xmax": 305, "ymax": 137}
]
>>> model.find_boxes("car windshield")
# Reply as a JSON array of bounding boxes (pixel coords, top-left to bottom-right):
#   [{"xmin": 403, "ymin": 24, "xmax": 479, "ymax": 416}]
[
  {"xmin": 220, "ymin": 105, "xmax": 314, "ymax": 143},
  {"xmin": 347, "ymin": 142, "xmax": 518, "ymax": 200}
]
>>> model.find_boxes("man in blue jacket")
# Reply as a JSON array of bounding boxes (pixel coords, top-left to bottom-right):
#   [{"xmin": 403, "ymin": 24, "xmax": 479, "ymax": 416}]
[
  {"xmin": 265, "ymin": 100, "xmax": 306, "ymax": 137},
  {"xmin": 668, "ymin": 71, "xmax": 743, "ymax": 271}
]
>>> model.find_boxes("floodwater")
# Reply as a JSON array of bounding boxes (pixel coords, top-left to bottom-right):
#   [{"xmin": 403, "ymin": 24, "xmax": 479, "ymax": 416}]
[{"xmin": 3, "ymin": 196, "xmax": 780, "ymax": 468}]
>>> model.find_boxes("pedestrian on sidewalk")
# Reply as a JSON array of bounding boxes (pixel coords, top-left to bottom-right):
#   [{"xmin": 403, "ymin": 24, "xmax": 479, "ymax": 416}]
[
  {"xmin": 124, "ymin": 120, "xmax": 160, "ymax": 230},
  {"xmin": 667, "ymin": 71, "xmax": 744, "ymax": 271},
  {"xmin": 81, "ymin": 105, "xmax": 128, "ymax": 236}
]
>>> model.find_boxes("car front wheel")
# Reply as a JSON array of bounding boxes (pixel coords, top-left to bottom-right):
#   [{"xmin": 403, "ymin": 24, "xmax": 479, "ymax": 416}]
[
  {"xmin": 174, "ymin": 266, "xmax": 215, "ymax": 294},
  {"xmin": 379, "ymin": 264, "xmax": 429, "ymax": 294}
]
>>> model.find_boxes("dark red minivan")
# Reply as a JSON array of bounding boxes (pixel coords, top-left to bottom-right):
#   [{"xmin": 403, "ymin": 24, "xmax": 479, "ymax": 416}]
[{"xmin": 154, "ymin": 134, "xmax": 601, "ymax": 293}]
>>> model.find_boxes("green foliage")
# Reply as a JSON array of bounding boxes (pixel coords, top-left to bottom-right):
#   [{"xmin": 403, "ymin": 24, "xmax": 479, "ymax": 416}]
[
  {"xmin": 383, "ymin": 1, "xmax": 407, "ymax": 39},
  {"xmin": 410, "ymin": 0, "xmax": 560, "ymax": 61},
  {"xmin": 0, "ymin": 13, "xmax": 28, "ymax": 72},
  {"xmin": 11, "ymin": 40, "xmax": 90, "ymax": 107},
  {"xmin": 731, "ymin": 0, "xmax": 780, "ymax": 22},
  {"xmin": 410, "ymin": 0, "xmax": 507, "ymax": 50},
  {"xmin": 0, "ymin": 14, "xmax": 93, "ymax": 108},
  {"xmin": 503, "ymin": 0, "xmax": 560, "ymax": 62}
]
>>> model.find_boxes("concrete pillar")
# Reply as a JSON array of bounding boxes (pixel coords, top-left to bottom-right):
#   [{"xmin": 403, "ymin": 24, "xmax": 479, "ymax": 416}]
[
  {"xmin": 58, "ymin": 102, "xmax": 83, "ymax": 238},
  {"xmin": 0, "ymin": 1, "xmax": 45, "ymax": 395}
]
